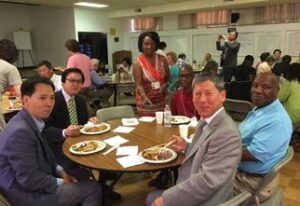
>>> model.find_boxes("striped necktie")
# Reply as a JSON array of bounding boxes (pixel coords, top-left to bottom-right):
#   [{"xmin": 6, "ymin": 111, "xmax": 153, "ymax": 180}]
[{"xmin": 68, "ymin": 97, "xmax": 78, "ymax": 125}]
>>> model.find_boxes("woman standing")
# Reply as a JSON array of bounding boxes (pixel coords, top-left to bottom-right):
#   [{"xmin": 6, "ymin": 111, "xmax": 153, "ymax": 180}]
[{"xmin": 133, "ymin": 32, "xmax": 170, "ymax": 116}]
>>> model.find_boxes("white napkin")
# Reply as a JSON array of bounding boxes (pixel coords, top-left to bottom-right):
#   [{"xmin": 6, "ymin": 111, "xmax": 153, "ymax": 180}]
[
  {"xmin": 103, "ymin": 135, "xmax": 128, "ymax": 146},
  {"xmin": 116, "ymin": 146, "xmax": 139, "ymax": 156},
  {"xmin": 121, "ymin": 118, "xmax": 139, "ymax": 126},
  {"xmin": 139, "ymin": 116, "xmax": 156, "ymax": 122},
  {"xmin": 116, "ymin": 155, "xmax": 144, "ymax": 168},
  {"xmin": 113, "ymin": 126, "xmax": 135, "ymax": 133}
]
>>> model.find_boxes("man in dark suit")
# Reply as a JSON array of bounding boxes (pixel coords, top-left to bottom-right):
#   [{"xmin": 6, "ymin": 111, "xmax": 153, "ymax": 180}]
[
  {"xmin": 0, "ymin": 78, "xmax": 102, "ymax": 206},
  {"xmin": 147, "ymin": 74, "xmax": 242, "ymax": 206},
  {"xmin": 45, "ymin": 68, "xmax": 89, "ymax": 170},
  {"xmin": 216, "ymin": 31, "xmax": 240, "ymax": 82}
]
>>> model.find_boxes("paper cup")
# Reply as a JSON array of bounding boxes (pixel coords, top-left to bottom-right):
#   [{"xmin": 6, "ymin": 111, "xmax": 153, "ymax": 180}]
[
  {"xmin": 179, "ymin": 124, "xmax": 189, "ymax": 138},
  {"xmin": 155, "ymin": 111, "xmax": 163, "ymax": 124}
]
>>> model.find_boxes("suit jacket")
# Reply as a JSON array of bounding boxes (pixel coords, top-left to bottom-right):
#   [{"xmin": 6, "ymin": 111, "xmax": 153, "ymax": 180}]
[
  {"xmin": 216, "ymin": 41, "xmax": 240, "ymax": 68},
  {"xmin": 162, "ymin": 109, "xmax": 242, "ymax": 206},
  {"xmin": 0, "ymin": 109, "xmax": 58, "ymax": 205},
  {"xmin": 45, "ymin": 90, "xmax": 88, "ymax": 166}
]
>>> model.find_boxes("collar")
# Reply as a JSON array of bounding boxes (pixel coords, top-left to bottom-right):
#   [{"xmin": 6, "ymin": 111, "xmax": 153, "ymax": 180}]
[
  {"xmin": 30, "ymin": 114, "xmax": 45, "ymax": 133},
  {"xmin": 201, "ymin": 107, "xmax": 224, "ymax": 125},
  {"xmin": 251, "ymin": 99, "xmax": 279, "ymax": 117},
  {"xmin": 62, "ymin": 88, "xmax": 74, "ymax": 103}
]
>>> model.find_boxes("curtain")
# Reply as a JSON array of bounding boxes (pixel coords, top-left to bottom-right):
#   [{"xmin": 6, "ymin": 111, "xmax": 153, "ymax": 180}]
[
  {"xmin": 195, "ymin": 10, "xmax": 229, "ymax": 26},
  {"xmin": 133, "ymin": 17, "xmax": 162, "ymax": 31},
  {"xmin": 256, "ymin": 2, "xmax": 300, "ymax": 23}
]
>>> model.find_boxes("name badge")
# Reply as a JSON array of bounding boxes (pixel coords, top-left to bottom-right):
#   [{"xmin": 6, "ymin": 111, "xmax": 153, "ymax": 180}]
[{"xmin": 152, "ymin": 82, "xmax": 160, "ymax": 90}]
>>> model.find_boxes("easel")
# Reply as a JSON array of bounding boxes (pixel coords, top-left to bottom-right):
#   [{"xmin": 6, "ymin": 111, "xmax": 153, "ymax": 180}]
[{"xmin": 17, "ymin": 49, "xmax": 34, "ymax": 68}]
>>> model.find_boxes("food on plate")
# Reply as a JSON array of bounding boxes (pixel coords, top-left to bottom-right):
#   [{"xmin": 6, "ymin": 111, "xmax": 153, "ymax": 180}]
[
  {"xmin": 72, "ymin": 141, "xmax": 98, "ymax": 152},
  {"xmin": 85, "ymin": 124, "xmax": 108, "ymax": 132},
  {"xmin": 8, "ymin": 102, "xmax": 22, "ymax": 110},
  {"xmin": 142, "ymin": 147, "xmax": 173, "ymax": 160}
]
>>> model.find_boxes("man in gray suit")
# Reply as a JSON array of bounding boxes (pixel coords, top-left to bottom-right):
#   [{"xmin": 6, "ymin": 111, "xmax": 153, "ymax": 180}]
[
  {"xmin": 216, "ymin": 31, "xmax": 240, "ymax": 82},
  {"xmin": 146, "ymin": 74, "xmax": 242, "ymax": 206},
  {"xmin": 0, "ymin": 78, "xmax": 102, "ymax": 206}
]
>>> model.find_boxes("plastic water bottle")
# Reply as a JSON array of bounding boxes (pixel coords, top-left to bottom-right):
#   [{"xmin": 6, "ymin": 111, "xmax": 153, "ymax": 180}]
[{"xmin": 164, "ymin": 104, "xmax": 172, "ymax": 127}]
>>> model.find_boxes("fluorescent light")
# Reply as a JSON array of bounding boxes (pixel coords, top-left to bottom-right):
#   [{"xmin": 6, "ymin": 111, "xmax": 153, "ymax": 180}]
[{"xmin": 74, "ymin": 2, "xmax": 109, "ymax": 8}]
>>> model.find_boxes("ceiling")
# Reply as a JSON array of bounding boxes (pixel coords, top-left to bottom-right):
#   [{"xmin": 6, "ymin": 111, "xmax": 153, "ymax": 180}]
[{"xmin": 0, "ymin": 0, "xmax": 295, "ymax": 14}]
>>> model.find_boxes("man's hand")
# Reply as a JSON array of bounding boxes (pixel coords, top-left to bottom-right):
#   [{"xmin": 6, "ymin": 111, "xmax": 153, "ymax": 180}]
[
  {"xmin": 65, "ymin": 125, "xmax": 81, "ymax": 137},
  {"xmin": 61, "ymin": 170, "xmax": 78, "ymax": 184},
  {"xmin": 170, "ymin": 135, "xmax": 186, "ymax": 152},
  {"xmin": 151, "ymin": 196, "xmax": 164, "ymax": 206}
]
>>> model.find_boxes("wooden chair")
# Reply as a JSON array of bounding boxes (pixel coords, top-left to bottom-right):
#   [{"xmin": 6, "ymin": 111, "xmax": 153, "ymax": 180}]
[
  {"xmin": 224, "ymin": 99, "xmax": 253, "ymax": 123},
  {"xmin": 96, "ymin": 105, "xmax": 135, "ymax": 122}
]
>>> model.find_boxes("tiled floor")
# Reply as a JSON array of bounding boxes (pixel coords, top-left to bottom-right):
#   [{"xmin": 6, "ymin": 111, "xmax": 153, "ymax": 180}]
[{"xmin": 107, "ymin": 151, "xmax": 300, "ymax": 206}]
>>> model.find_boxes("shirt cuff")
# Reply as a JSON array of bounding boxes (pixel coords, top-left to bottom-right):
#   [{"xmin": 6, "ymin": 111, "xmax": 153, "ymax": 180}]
[
  {"xmin": 56, "ymin": 165, "xmax": 64, "ymax": 176},
  {"xmin": 56, "ymin": 178, "xmax": 64, "ymax": 186},
  {"xmin": 62, "ymin": 129, "xmax": 67, "ymax": 138}
]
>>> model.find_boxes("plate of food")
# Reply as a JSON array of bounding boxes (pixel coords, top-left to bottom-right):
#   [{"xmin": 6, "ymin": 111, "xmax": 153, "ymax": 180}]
[
  {"xmin": 69, "ymin": 140, "xmax": 106, "ymax": 155},
  {"xmin": 139, "ymin": 147, "xmax": 177, "ymax": 163},
  {"xmin": 6, "ymin": 102, "xmax": 22, "ymax": 111},
  {"xmin": 80, "ymin": 123, "xmax": 110, "ymax": 135},
  {"xmin": 170, "ymin": 115, "xmax": 191, "ymax": 124}
]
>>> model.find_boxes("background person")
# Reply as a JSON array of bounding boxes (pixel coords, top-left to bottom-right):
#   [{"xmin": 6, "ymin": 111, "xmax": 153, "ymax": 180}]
[
  {"xmin": 37, "ymin": 60, "xmax": 62, "ymax": 92},
  {"xmin": 166, "ymin": 51, "xmax": 180, "ymax": 94},
  {"xmin": 216, "ymin": 31, "xmax": 240, "ymax": 82},
  {"xmin": 0, "ymin": 39, "xmax": 22, "ymax": 132},
  {"xmin": 133, "ymin": 31, "xmax": 170, "ymax": 116}
]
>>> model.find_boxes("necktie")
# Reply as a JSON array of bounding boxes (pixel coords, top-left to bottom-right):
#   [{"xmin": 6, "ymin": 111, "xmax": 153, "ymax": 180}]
[
  {"xmin": 190, "ymin": 120, "xmax": 208, "ymax": 146},
  {"xmin": 68, "ymin": 97, "xmax": 78, "ymax": 125}
]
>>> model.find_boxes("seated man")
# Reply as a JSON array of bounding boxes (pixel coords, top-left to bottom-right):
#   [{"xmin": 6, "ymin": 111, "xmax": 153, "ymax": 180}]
[
  {"xmin": 45, "ymin": 68, "xmax": 89, "ymax": 170},
  {"xmin": 147, "ymin": 74, "xmax": 242, "ymax": 206},
  {"xmin": 233, "ymin": 55, "xmax": 256, "ymax": 81},
  {"xmin": 0, "ymin": 78, "xmax": 102, "ymax": 206},
  {"xmin": 90, "ymin": 58, "xmax": 113, "ymax": 108},
  {"xmin": 171, "ymin": 64, "xmax": 199, "ymax": 119},
  {"xmin": 37, "ymin": 60, "xmax": 62, "ymax": 92},
  {"xmin": 234, "ymin": 72, "xmax": 292, "ymax": 202}
]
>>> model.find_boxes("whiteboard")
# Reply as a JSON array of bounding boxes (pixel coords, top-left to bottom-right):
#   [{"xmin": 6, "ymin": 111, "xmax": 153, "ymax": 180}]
[
  {"xmin": 286, "ymin": 30, "xmax": 300, "ymax": 57},
  {"xmin": 13, "ymin": 31, "xmax": 32, "ymax": 50},
  {"xmin": 257, "ymin": 32, "xmax": 281, "ymax": 54},
  {"xmin": 192, "ymin": 34, "xmax": 209, "ymax": 62},
  {"xmin": 238, "ymin": 33, "xmax": 255, "ymax": 56}
]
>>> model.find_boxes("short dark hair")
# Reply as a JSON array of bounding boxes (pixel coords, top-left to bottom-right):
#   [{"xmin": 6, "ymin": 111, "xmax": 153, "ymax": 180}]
[
  {"xmin": 158, "ymin": 41, "xmax": 167, "ymax": 50},
  {"xmin": 265, "ymin": 55, "xmax": 275, "ymax": 63},
  {"xmin": 244, "ymin": 55, "xmax": 254, "ymax": 63},
  {"xmin": 281, "ymin": 55, "xmax": 292, "ymax": 64},
  {"xmin": 273, "ymin": 49, "xmax": 282, "ymax": 54},
  {"xmin": 0, "ymin": 39, "xmax": 18, "ymax": 63},
  {"xmin": 203, "ymin": 60, "xmax": 219, "ymax": 76},
  {"xmin": 61, "ymin": 68, "xmax": 85, "ymax": 84},
  {"xmin": 21, "ymin": 77, "xmax": 55, "ymax": 98},
  {"xmin": 178, "ymin": 53, "xmax": 186, "ymax": 59},
  {"xmin": 192, "ymin": 73, "xmax": 224, "ymax": 92},
  {"xmin": 36, "ymin": 60, "xmax": 53, "ymax": 70},
  {"xmin": 286, "ymin": 63, "xmax": 300, "ymax": 83},
  {"xmin": 260, "ymin": 52, "xmax": 270, "ymax": 62},
  {"xmin": 138, "ymin": 31, "xmax": 160, "ymax": 52},
  {"xmin": 181, "ymin": 64, "xmax": 194, "ymax": 74},
  {"xmin": 65, "ymin": 39, "xmax": 80, "ymax": 52}
]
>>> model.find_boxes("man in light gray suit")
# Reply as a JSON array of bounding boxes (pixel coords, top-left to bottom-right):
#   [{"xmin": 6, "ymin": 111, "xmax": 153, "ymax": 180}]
[
  {"xmin": 147, "ymin": 73, "xmax": 242, "ymax": 206},
  {"xmin": 0, "ymin": 78, "xmax": 102, "ymax": 206}
]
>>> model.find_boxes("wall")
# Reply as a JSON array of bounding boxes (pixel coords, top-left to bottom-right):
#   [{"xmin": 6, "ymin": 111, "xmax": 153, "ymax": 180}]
[
  {"xmin": 74, "ymin": 8, "xmax": 127, "ymax": 66},
  {"xmin": 123, "ymin": 19, "xmax": 300, "ymax": 65},
  {"xmin": 30, "ymin": 7, "xmax": 76, "ymax": 66}
]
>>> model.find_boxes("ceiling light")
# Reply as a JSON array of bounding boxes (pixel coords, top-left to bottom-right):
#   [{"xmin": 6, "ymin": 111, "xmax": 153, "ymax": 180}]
[{"xmin": 74, "ymin": 2, "xmax": 109, "ymax": 8}]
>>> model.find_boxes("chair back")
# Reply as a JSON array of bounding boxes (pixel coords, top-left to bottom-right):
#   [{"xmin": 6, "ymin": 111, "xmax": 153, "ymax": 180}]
[
  {"xmin": 96, "ymin": 105, "xmax": 135, "ymax": 122},
  {"xmin": 224, "ymin": 99, "xmax": 253, "ymax": 122},
  {"xmin": 0, "ymin": 193, "xmax": 10, "ymax": 206}
]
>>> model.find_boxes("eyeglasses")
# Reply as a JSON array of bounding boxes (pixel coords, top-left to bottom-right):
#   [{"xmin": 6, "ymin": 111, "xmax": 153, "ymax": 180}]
[{"xmin": 66, "ymin": 78, "xmax": 82, "ymax": 84}]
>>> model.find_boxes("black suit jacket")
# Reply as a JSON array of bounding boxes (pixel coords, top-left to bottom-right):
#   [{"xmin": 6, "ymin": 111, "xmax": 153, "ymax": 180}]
[
  {"xmin": 45, "ymin": 90, "xmax": 88, "ymax": 166},
  {"xmin": 216, "ymin": 41, "xmax": 240, "ymax": 68}
]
